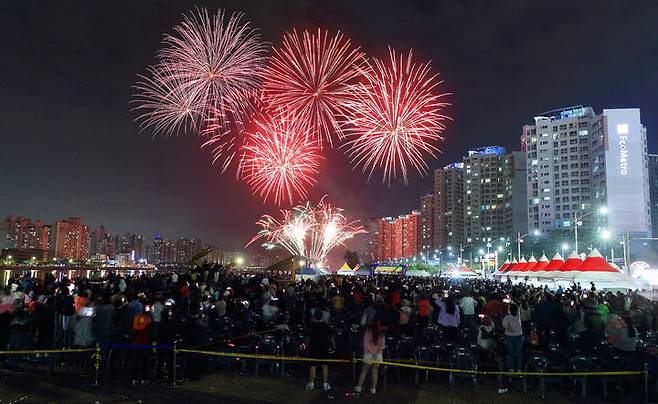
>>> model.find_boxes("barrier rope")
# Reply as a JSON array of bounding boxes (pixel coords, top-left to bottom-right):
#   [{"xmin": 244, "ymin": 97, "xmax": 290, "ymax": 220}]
[
  {"xmin": 0, "ymin": 347, "xmax": 643, "ymax": 377},
  {"xmin": 175, "ymin": 349, "xmax": 643, "ymax": 377},
  {"xmin": 0, "ymin": 348, "xmax": 96, "ymax": 355}
]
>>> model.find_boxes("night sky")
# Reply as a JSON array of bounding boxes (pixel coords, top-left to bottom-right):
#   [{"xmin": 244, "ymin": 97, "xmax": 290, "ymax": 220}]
[{"xmin": 1, "ymin": 1, "xmax": 657, "ymax": 260}]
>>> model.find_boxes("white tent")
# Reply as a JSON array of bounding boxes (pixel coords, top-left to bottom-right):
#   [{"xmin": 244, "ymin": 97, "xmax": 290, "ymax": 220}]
[{"xmin": 406, "ymin": 269, "xmax": 432, "ymax": 277}]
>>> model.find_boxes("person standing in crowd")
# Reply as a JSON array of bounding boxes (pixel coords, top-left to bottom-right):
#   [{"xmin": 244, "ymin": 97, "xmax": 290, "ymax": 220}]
[
  {"xmin": 57, "ymin": 286, "xmax": 76, "ymax": 348},
  {"xmin": 607, "ymin": 313, "xmax": 637, "ymax": 354},
  {"xmin": 417, "ymin": 293, "xmax": 431, "ymax": 330},
  {"xmin": 355, "ymin": 321, "xmax": 385, "ymax": 395},
  {"xmin": 502, "ymin": 304, "xmax": 523, "ymax": 372},
  {"xmin": 305, "ymin": 309, "xmax": 332, "ymax": 391},
  {"xmin": 437, "ymin": 295, "xmax": 460, "ymax": 342},
  {"xmin": 93, "ymin": 292, "xmax": 115, "ymax": 347},
  {"xmin": 0, "ymin": 287, "xmax": 15, "ymax": 357},
  {"xmin": 459, "ymin": 292, "xmax": 476, "ymax": 330}
]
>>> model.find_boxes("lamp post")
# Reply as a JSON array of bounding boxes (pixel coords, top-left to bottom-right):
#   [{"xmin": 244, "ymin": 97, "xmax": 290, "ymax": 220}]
[
  {"xmin": 573, "ymin": 206, "xmax": 607, "ymax": 253},
  {"xmin": 516, "ymin": 230, "xmax": 540, "ymax": 260}
]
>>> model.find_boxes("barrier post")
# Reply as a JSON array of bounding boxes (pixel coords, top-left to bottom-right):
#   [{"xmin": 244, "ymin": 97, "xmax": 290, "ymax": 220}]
[
  {"xmin": 93, "ymin": 343, "xmax": 100, "ymax": 387},
  {"xmin": 172, "ymin": 340, "xmax": 178, "ymax": 387},
  {"xmin": 642, "ymin": 362, "xmax": 649, "ymax": 404}
]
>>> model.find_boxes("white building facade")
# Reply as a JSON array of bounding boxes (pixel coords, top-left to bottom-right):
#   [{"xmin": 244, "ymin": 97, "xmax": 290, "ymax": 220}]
[{"xmin": 522, "ymin": 106, "xmax": 651, "ymax": 237}]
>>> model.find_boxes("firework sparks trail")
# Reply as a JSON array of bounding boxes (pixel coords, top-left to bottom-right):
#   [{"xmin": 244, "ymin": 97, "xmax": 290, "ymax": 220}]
[
  {"xmin": 240, "ymin": 113, "xmax": 322, "ymax": 206},
  {"xmin": 262, "ymin": 29, "xmax": 365, "ymax": 148},
  {"xmin": 247, "ymin": 198, "xmax": 366, "ymax": 263},
  {"xmin": 343, "ymin": 48, "xmax": 450, "ymax": 184},
  {"xmin": 133, "ymin": 8, "xmax": 267, "ymax": 149},
  {"xmin": 132, "ymin": 64, "xmax": 202, "ymax": 138}
]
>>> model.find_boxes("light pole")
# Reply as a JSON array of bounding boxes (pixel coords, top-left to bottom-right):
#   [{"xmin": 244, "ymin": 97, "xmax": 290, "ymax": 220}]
[
  {"xmin": 573, "ymin": 206, "xmax": 607, "ymax": 253},
  {"xmin": 517, "ymin": 230, "xmax": 540, "ymax": 260}
]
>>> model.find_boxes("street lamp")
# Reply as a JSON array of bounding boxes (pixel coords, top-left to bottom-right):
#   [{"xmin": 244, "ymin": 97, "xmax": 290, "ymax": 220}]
[
  {"xmin": 600, "ymin": 229, "xmax": 611, "ymax": 240},
  {"xmin": 561, "ymin": 243, "xmax": 569, "ymax": 254},
  {"xmin": 573, "ymin": 206, "xmax": 607, "ymax": 253},
  {"xmin": 516, "ymin": 230, "xmax": 540, "ymax": 260}
]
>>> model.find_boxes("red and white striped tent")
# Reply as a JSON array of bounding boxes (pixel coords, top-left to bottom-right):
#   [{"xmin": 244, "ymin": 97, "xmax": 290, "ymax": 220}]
[
  {"xmin": 568, "ymin": 248, "xmax": 638, "ymax": 288},
  {"xmin": 447, "ymin": 264, "xmax": 479, "ymax": 277},
  {"xmin": 533, "ymin": 253, "xmax": 565, "ymax": 278},
  {"xmin": 493, "ymin": 257, "xmax": 517, "ymax": 276}
]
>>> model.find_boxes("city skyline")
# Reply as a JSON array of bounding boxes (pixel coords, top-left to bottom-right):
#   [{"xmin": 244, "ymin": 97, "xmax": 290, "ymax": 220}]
[{"xmin": 1, "ymin": 1, "xmax": 657, "ymax": 252}]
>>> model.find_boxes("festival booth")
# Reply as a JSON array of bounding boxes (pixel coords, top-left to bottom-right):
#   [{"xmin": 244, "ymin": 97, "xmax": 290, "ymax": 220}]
[
  {"xmin": 372, "ymin": 265, "xmax": 405, "ymax": 276},
  {"xmin": 446, "ymin": 264, "xmax": 479, "ymax": 278},
  {"xmin": 567, "ymin": 248, "xmax": 639, "ymax": 290},
  {"xmin": 492, "ymin": 258, "xmax": 517, "ymax": 277},
  {"xmin": 336, "ymin": 262, "xmax": 359, "ymax": 276},
  {"xmin": 508, "ymin": 256, "xmax": 537, "ymax": 277},
  {"xmin": 405, "ymin": 268, "xmax": 432, "ymax": 277}
]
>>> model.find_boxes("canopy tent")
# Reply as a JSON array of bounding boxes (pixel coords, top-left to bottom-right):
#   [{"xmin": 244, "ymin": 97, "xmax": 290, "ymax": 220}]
[
  {"xmin": 406, "ymin": 269, "xmax": 432, "ymax": 277},
  {"xmin": 532, "ymin": 253, "xmax": 565, "ymax": 278},
  {"xmin": 566, "ymin": 248, "xmax": 639, "ymax": 289},
  {"xmin": 492, "ymin": 258, "xmax": 517, "ymax": 277},
  {"xmin": 495, "ymin": 259, "xmax": 511, "ymax": 274},
  {"xmin": 552, "ymin": 250, "xmax": 584, "ymax": 277},
  {"xmin": 508, "ymin": 257, "xmax": 528, "ymax": 274},
  {"xmin": 518, "ymin": 255, "xmax": 538, "ymax": 274},
  {"xmin": 529, "ymin": 254, "xmax": 550, "ymax": 273},
  {"xmin": 372, "ymin": 265, "xmax": 405, "ymax": 275},
  {"xmin": 447, "ymin": 264, "xmax": 479, "ymax": 278},
  {"xmin": 336, "ymin": 262, "xmax": 359, "ymax": 276}
]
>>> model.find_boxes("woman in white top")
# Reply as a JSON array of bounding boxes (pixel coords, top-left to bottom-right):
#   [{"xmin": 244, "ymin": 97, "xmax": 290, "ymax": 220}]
[{"xmin": 502, "ymin": 303, "xmax": 523, "ymax": 371}]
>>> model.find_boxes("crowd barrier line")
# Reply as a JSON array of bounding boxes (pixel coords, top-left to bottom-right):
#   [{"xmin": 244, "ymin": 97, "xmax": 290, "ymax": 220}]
[
  {"xmin": 0, "ymin": 348, "xmax": 96, "ymax": 355},
  {"xmin": 175, "ymin": 349, "xmax": 644, "ymax": 377}
]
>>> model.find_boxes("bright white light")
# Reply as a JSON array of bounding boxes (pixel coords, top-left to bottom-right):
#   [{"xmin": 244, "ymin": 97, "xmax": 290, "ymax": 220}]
[
  {"xmin": 479, "ymin": 249, "xmax": 484, "ymax": 255},
  {"xmin": 600, "ymin": 229, "xmax": 611, "ymax": 240},
  {"xmin": 617, "ymin": 123, "xmax": 629, "ymax": 135},
  {"xmin": 533, "ymin": 229, "xmax": 540, "ymax": 236},
  {"xmin": 561, "ymin": 243, "xmax": 569, "ymax": 250},
  {"xmin": 497, "ymin": 246, "xmax": 503, "ymax": 252},
  {"xmin": 447, "ymin": 246, "xmax": 452, "ymax": 250},
  {"xmin": 235, "ymin": 257, "xmax": 244, "ymax": 265},
  {"xmin": 599, "ymin": 206, "xmax": 608, "ymax": 215},
  {"xmin": 298, "ymin": 260, "xmax": 306, "ymax": 266}
]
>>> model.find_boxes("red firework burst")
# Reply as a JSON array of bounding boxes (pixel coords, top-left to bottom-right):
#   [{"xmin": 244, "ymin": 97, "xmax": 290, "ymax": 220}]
[
  {"xmin": 240, "ymin": 113, "xmax": 323, "ymax": 206},
  {"xmin": 133, "ymin": 8, "xmax": 267, "ymax": 139},
  {"xmin": 262, "ymin": 29, "xmax": 365, "ymax": 148},
  {"xmin": 343, "ymin": 48, "xmax": 450, "ymax": 184}
]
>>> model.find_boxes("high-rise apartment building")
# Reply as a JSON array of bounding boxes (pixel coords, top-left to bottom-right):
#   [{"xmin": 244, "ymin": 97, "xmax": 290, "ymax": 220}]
[
  {"xmin": 0, "ymin": 215, "xmax": 49, "ymax": 256},
  {"xmin": 417, "ymin": 194, "xmax": 434, "ymax": 255},
  {"xmin": 649, "ymin": 154, "xmax": 658, "ymax": 238},
  {"xmin": 522, "ymin": 106, "xmax": 651, "ymax": 237},
  {"xmin": 591, "ymin": 109, "xmax": 652, "ymax": 236},
  {"xmin": 374, "ymin": 212, "xmax": 419, "ymax": 262},
  {"xmin": 434, "ymin": 162, "xmax": 464, "ymax": 249},
  {"xmin": 50, "ymin": 217, "xmax": 89, "ymax": 260}
]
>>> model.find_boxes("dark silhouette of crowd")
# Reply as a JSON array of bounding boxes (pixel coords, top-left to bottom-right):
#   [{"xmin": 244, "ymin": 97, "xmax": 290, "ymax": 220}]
[{"xmin": 1, "ymin": 266, "xmax": 657, "ymax": 396}]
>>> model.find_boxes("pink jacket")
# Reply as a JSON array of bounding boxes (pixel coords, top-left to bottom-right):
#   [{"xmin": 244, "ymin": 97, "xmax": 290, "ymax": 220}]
[{"xmin": 363, "ymin": 330, "xmax": 385, "ymax": 355}]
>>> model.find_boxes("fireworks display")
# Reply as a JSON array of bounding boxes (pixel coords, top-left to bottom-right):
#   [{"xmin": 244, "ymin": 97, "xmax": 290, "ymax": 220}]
[
  {"xmin": 133, "ymin": 8, "xmax": 267, "ymax": 139},
  {"xmin": 262, "ymin": 29, "xmax": 365, "ymax": 148},
  {"xmin": 343, "ymin": 48, "xmax": 450, "ymax": 184},
  {"xmin": 240, "ymin": 113, "xmax": 322, "ymax": 206},
  {"xmin": 133, "ymin": 8, "xmax": 452, "ymax": 209},
  {"xmin": 248, "ymin": 198, "xmax": 365, "ymax": 263}
]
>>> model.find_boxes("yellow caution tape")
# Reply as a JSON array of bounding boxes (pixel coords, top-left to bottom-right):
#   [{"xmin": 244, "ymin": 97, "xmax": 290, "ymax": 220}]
[
  {"xmin": 369, "ymin": 359, "xmax": 643, "ymax": 377},
  {"xmin": 0, "ymin": 348, "xmax": 96, "ymax": 355},
  {"xmin": 177, "ymin": 349, "xmax": 353, "ymax": 364},
  {"xmin": 176, "ymin": 349, "xmax": 643, "ymax": 377}
]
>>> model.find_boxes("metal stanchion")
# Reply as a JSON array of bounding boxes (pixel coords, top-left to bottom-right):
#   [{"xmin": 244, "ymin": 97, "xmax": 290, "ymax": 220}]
[
  {"xmin": 93, "ymin": 343, "xmax": 101, "ymax": 386},
  {"xmin": 172, "ymin": 340, "xmax": 178, "ymax": 387},
  {"xmin": 642, "ymin": 362, "xmax": 649, "ymax": 404}
]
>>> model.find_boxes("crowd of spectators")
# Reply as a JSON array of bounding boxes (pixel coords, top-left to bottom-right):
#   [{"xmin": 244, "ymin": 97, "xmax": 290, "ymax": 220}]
[{"xmin": 0, "ymin": 266, "xmax": 656, "ymax": 395}]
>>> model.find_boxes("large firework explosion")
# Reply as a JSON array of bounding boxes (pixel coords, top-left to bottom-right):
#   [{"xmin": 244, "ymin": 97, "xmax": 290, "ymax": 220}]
[
  {"xmin": 247, "ymin": 198, "xmax": 366, "ymax": 263},
  {"xmin": 343, "ymin": 48, "xmax": 450, "ymax": 184},
  {"xmin": 240, "ymin": 113, "xmax": 322, "ymax": 206},
  {"xmin": 133, "ymin": 8, "xmax": 267, "ymax": 137},
  {"xmin": 133, "ymin": 8, "xmax": 451, "ymax": 206},
  {"xmin": 262, "ymin": 29, "xmax": 365, "ymax": 148}
]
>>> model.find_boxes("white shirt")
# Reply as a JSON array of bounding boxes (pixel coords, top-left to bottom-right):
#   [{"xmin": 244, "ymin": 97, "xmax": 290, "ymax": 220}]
[
  {"xmin": 459, "ymin": 296, "xmax": 476, "ymax": 315},
  {"xmin": 503, "ymin": 314, "xmax": 523, "ymax": 337}
]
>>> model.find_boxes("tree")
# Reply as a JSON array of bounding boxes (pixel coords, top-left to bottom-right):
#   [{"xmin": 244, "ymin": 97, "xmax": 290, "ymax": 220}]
[{"xmin": 344, "ymin": 250, "xmax": 360, "ymax": 269}]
